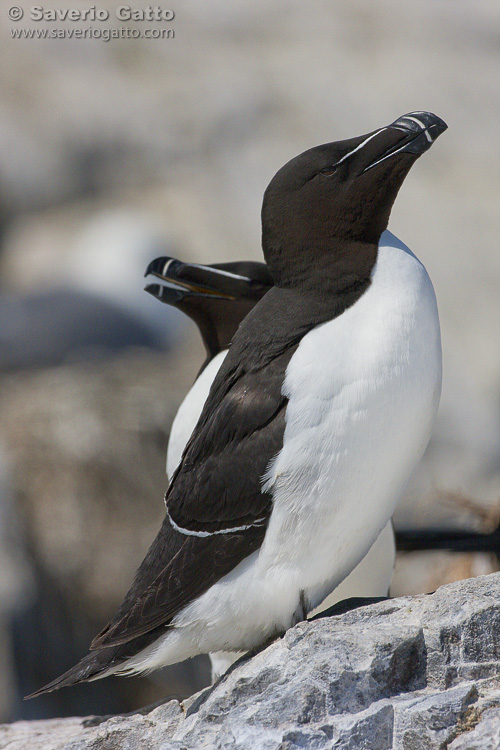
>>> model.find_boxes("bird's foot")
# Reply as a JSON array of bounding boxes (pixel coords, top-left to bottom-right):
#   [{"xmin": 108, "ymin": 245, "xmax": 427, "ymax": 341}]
[{"xmin": 290, "ymin": 589, "xmax": 309, "ymax": 626}]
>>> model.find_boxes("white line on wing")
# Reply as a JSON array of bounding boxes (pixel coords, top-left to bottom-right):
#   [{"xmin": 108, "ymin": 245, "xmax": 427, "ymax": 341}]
[{"xmin": 166, "ymin": 507, "xmax": 267, "ymax": 537}]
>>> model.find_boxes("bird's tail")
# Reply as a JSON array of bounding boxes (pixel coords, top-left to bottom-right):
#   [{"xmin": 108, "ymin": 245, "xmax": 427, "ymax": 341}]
[
  {"xmin": 25, "ymin": 626, "xmax": 163, "ymax": 699},
  {"xmin": 25, "ymin": 646, "xmax": 123, "ymax": 699}
]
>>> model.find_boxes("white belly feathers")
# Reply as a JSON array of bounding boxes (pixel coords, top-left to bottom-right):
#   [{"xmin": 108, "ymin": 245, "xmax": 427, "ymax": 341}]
[
  {"xmin": 166, "ymin": 350, "xmax": 227, "ymax": 477},
  {"xmin": 259, "ymin": 229, "xmax": 441, "ymax": 609}
]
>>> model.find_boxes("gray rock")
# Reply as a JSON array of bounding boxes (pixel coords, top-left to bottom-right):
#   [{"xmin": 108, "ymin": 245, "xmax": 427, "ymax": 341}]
[
  {"xmin": 3, "ymin": 573, "xmax": 500, "ymax": 749},
  {"xmin": 449, "ymin": 706, "xmax": 500, "ymax": 750}
]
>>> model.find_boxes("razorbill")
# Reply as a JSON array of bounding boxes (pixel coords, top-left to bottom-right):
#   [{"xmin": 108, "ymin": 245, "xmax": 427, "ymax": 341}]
[
  {"xmin": 29, "ymin": 111, "xmax": 446, "ymax": 697},
  {"xmin": 145, "ymin": 252, "xmax": 396, "ymax": 677}
]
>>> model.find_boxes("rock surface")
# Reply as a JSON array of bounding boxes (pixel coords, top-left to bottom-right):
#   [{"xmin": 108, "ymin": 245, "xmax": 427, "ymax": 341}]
[{"xmin": 2, "ymin": 573, "xmax": 500, "ymax": 749}]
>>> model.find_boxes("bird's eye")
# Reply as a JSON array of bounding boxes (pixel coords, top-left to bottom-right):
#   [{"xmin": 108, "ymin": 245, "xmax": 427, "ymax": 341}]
[{"xmin": 319, "ymin": 165, "xmax": 338, "ymax": 177}]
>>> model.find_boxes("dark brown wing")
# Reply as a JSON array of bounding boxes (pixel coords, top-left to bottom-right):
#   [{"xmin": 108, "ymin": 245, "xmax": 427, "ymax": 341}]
[{"xmin": 90, "ymin": 349, "xmax": 292, "ymax": 649}]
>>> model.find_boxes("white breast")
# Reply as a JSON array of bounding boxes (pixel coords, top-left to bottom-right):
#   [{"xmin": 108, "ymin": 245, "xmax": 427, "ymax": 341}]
[
  {"xmin": 166, "ymin": 350, "xmax": 228, "ymax": 477},
  {"xmin": 259, "ymin": 229, "xmax": 441, "ymax": 611}
]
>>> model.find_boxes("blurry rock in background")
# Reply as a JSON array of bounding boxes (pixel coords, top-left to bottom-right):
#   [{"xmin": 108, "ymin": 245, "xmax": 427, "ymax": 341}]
[
  {"xmin": 392, "ymin": 489, "xmax": 500, "ymax": 599},
  {"xmin": 0, "ymin": 449, "xmax": 34, "ymax": 722},
  {"xmin": 0, "ymin": 351, "xmax": 211, "ymax": 721},
  {"xmin": 0, "ymin": 0, "xmax": 498, "ymax": 723},
  {"xmin": 0, "ymin": 212, "xmax": 183, "ymax": 371}
]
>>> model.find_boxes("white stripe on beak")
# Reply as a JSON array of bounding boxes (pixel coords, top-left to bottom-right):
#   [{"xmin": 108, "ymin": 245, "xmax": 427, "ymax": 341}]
[{"xmin": 334, "ymin": 128, "xmax": 387, "ymax": 167}]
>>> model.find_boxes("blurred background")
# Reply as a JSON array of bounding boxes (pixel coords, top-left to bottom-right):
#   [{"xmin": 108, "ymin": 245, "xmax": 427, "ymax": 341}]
[{"xmin": 0, "ymin": 0, "xmax": 499, "ymax": 722}]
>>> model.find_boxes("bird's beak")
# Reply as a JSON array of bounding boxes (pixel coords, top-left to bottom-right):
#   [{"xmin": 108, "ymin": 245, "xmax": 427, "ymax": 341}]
[
  {"xmin": 144, "ymin": 257, "xmax": 239, "ymax": 302},
  {"xmin": 361, "ymin": 111, "xmax": 448, "ymax": 173}
]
